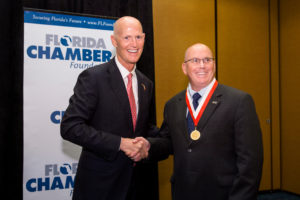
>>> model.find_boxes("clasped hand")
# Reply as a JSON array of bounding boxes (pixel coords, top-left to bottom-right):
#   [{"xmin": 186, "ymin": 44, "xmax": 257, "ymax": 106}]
[{"xmin": 120, "ymin": 137, "xmax": 150, "ymax": 162}]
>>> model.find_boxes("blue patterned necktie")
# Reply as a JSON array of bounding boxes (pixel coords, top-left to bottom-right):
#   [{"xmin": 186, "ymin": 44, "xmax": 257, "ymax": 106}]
[{"xmin": 187, "ymin": 93, "xmax": 201, "ymax": 135}]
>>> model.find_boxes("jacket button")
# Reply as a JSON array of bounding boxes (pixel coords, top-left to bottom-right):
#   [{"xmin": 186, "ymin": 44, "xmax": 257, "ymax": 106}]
[{"xmin": 187, "ymin": 148, "xmax": 192, "ymax": 152}]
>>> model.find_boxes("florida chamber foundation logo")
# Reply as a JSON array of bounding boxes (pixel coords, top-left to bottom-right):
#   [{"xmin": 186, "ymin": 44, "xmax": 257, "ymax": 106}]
[
  {"xmin": 26, "ymin": 33, "xmax": 113, "ymax": 69},
  {"xmin": 26, "ymin": 163, "xmax": 77, "ymax": 196}
]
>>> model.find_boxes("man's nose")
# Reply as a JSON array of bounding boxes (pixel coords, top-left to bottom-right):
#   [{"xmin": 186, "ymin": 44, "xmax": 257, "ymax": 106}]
[
  {"xmin": 198, "ymin": 60, "xmax": 205, "ymax": 68},
  {"xmin": 131, "ymin": 38, "xmax": 137, "ymax": 47}
]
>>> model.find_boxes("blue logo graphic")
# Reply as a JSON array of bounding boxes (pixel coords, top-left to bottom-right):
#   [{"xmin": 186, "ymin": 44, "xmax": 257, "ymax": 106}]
[
  {"xmin": 26, "ymin": 34, "xmax": 112, "ymax": 64},
  {"xmin": 50, "ymin": 110, "xmax": 65, "ymax": 124},
  {"xmin": 60, "ymin": 163, "xmax": 72, "ymax": 175},
  {"xmin": 60, "ymin": 35, "xmax": 72, "ymax": 46},
  {"xmin": 26, "ymin": 163, "xmax": 78, "ymax": 192}
]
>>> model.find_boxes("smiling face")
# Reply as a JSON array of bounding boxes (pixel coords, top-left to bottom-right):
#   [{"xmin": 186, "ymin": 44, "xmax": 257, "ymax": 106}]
[
  {"xmin": 182, "ymin": 44, "xmax": 216, "ymax": 91},
  {"xmin": 111, "ymin": 17, "xmax": 145, "ymax": 71}
]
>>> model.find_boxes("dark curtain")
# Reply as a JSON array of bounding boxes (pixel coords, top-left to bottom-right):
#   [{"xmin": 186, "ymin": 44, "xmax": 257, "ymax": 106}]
[{"xmin": 0, "ymin": 0, "xmax": 158, "ymax": 199}]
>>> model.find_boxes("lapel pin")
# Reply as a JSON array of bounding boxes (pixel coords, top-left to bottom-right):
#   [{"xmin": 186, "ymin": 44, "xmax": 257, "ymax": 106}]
[
  {"xmin": 141, "ymin": 83, "xmax": 146, "ymax": 91},
  {"xmin": 212, "ymin": 101, "xmax": 218, "ymax": 104}
]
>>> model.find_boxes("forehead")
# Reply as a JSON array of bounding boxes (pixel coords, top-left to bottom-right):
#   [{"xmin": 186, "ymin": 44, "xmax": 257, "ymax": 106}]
[
  {"xmin": 120, "ymin": 25, "xmax": 143, "ymax": 35},
  {"xmin": 186, "ymin": 45, "xmax": 212, "ymax": 58},
  {"xmin": 116, "ymin": 20, "xmax": 143, "ymax": 36}
]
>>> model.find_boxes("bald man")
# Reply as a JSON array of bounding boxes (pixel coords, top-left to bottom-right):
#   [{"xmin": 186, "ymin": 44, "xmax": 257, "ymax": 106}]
[
  {"xmin": 147, "ymin": 43, "xmax": 263, "ymax": 200},
  {"xmin": 61, "ymin": 16, "xmax": 157, "ymax": 200}
]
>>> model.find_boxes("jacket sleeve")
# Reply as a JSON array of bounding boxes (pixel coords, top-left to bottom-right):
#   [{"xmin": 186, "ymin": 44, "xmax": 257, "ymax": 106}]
[
  {"xmin": 60, "ymin": 69, "xmax": 121, "ymax": 161},
  {"xmin": 147, "ymin": 102, "xmax": 173, "ymax": 161},
  {"xmin": 229, "ymin": 94, "xmax": 264, "ymax": 200}
]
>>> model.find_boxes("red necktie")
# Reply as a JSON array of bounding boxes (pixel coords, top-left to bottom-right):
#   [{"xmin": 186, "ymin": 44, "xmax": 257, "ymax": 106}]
[{"xmin": 127, "ymin": 73, "xmax": 137, "ymax": 130}]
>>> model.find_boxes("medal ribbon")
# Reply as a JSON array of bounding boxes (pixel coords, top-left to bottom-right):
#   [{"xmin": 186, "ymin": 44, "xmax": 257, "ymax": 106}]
[{"xmin": 186, "ymin": 80, "xmax": 218, "ymax": 127}]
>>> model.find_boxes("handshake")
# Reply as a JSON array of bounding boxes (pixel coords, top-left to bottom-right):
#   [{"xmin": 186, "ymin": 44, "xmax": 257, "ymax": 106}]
[{"xmin": 120, "ymin": 137, "xmax": 150, "ymax": 162}]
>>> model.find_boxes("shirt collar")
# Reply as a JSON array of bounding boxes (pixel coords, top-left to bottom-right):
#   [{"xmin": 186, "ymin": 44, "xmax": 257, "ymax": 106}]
[
  {"xmin": 115, "ymin": 56, "xmax": 137, "ymax": 79},
  {"xmin": 187, "ymin": 78, "xmax": 216, "ymax": 98}
]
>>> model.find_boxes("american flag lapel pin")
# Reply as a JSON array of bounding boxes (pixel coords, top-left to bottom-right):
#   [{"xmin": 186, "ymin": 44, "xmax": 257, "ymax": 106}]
[{"xmin": 141, "ymin": 83, "xmax": 146, "ymax": 91}]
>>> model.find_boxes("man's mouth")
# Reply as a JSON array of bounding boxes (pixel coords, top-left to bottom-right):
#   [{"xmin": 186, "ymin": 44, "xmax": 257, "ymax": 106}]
[
  {"xmin": 128, "ymin": 49, "xmax": 138, "ymax": 53},
  {"xmin": 196, "ymin": 72, "xmax": 206, "ymax": 76}
]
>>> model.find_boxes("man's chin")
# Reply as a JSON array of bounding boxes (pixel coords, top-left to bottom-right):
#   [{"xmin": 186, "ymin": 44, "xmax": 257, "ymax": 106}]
[{"xmin": 128, "ymin": 58, "xmax": 141, "ymax": 64}]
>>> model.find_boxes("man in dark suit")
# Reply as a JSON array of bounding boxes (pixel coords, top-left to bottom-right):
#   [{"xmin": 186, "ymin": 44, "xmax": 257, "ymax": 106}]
[
  {"xmin": 60, "ymin": 16, "xmax": 157, "ymax": 200},
  {"xmin": 145, "ymin": 43, "xmax": 263, "ymax": 200}
]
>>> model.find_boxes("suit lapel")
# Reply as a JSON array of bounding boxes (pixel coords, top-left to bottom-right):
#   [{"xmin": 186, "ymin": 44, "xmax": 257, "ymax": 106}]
[
  {"xmin": 108, "ymin": 59, "xmax": 133, "ymax": 130},
  {"xmin": 191, "ymin": 85, "xmax": 223, "ymax": 144},
  {"xmin": 175, "ymin": 91, "xmax": 192, "ymax": 144},
  {"xmin": 135, "ymin": 70, "xmax": 146, "ymax": 131},
  {"xmin": 197, "ymin": 85, "xmax": 222, "ymax": 129}
]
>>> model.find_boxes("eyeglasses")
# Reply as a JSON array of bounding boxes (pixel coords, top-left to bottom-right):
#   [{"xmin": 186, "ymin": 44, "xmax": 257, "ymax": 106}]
[{"xmin": 184, "ymin": 57, "xmax": 214, "ymax": 65}]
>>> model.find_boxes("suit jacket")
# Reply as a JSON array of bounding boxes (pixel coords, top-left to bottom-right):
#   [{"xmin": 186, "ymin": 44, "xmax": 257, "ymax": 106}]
[
  {"xmin": 148, "ymin": 83, "xmax": 263, "ymax": 200},
  {"xmin": 60, "ymin": 58, "xmax": 157, "ymax": 200}
]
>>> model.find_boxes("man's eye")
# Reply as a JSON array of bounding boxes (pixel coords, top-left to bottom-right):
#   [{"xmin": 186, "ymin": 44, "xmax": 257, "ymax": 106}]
[
  {"xmin": 203, "ymin": 58, "xmax": 210, "ymax": 63},
  {"xmin": 193, "ymin": 58, "xmax": 200, "ymax": 63}
]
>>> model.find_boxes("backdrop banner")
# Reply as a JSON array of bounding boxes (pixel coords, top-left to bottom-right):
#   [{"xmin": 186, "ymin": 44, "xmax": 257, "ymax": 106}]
[{"xmin": 23, "ymin": 9, "xmax": 116, "ymax": 200}]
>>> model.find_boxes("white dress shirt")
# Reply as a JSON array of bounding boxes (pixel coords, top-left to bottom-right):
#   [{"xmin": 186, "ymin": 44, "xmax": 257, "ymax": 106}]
[
  {"xmin": 186, "ymin": 78, "xmax": 216, "ymax": 118},
  {"xmin": 115, "ymin": 56, "xmax": 139, "ymax": 115}
]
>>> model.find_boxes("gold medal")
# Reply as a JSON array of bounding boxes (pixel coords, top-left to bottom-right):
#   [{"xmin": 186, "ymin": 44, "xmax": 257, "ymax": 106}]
[{"xmin": 190, "ymin": 130, "xmax": 201, "ymax": 140}]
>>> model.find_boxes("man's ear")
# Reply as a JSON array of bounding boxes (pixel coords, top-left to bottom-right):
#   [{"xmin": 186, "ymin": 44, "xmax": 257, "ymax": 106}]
[
  {"xmin": 182, "ymin": 63, "xmax": 187, "ymax": 75},
  {"xmin": 111, "ymin": 35, "xmax": 117, "ymax": 47}
]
